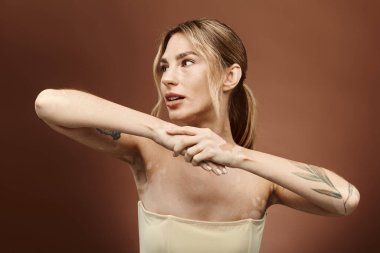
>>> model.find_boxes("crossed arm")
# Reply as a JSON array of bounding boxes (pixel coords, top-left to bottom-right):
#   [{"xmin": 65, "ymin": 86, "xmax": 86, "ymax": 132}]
[{"xmin": 35, "ymin": 89, "xmax": 360, "ymax": 216}]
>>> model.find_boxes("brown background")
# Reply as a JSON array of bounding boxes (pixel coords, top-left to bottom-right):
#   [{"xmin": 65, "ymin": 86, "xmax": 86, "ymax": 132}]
[{"xmin": 1, "ymin": 0, "xmax": 379, "ymax": 252}]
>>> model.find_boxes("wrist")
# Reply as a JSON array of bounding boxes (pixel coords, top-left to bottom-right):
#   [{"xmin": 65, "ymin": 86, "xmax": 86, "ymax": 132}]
[
  {"xmin": 223, "ymin": 144, "xmax": 245, "ymax": 168},
  {"xmin": 229, "ymin": 146, "xmax": 255, "ymax": 171},
  {"xmin": 150, "ymin": 119, "xmax": 165, "ymax": 142},
  {"xmin": 150, "ymin": 119, "xmax": 177, "ymax": 149}
]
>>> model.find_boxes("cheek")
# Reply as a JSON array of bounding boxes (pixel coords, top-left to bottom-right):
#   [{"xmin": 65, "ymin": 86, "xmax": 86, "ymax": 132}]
[
  {"xmin": 159, "ymin": 84, "xmax": 168, "ymax": 102},
  {"xmin": 190, "ymin": 90, "xmax": 213, "ymax": 112}
]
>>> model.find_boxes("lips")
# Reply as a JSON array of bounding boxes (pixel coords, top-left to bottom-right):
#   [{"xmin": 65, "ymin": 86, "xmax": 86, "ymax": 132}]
[
  {"xmin": 165, "ymin": 92, "xmax": 185, "ymax": 109},
  {"xmin": 167, "ymin": 96, "xmax": 183, "ymax": 101},
  {"xmin": 165, "ymin": 92, "xmax": 185, "ymax": 101}
]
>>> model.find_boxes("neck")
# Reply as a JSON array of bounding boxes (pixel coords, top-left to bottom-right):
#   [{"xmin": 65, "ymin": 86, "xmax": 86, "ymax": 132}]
[{"xmin": 185, "ymin": 108, "xmax": 235, "ymax": 145}]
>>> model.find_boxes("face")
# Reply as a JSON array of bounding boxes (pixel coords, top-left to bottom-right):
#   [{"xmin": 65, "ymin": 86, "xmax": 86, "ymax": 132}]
[{"xmin": 159, "ymin": 33, "xmax": 214, "ymax": 124}]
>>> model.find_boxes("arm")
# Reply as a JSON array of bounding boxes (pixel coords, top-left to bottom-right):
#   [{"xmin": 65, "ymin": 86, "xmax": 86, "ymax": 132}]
[
  {"xmin": 35, "ymin": 89, "xmax": 225, "ymax": 174},
  {"xmin": 166, "ymin": 126, "xmax": 360, "ymax": 216},
  {"xmin": 237, "ymin": 150, "xmax": 360, "ymax": 216},
  {"xmin": 35, "ymin": 89, "xmax": 165, "ymax": 138},
  {"xmin": 35, "ymin": 89, "xmax": 174, "ymax": 162}
]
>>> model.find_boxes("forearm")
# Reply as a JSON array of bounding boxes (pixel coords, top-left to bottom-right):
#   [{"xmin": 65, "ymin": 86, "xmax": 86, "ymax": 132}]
[
  {"xmin": 234, "ymin": 149, "xmax": 360, "ymax": 215},
  {"xmin": 35, "ymin": 89, "xmax": 170, "ymax": 140}
]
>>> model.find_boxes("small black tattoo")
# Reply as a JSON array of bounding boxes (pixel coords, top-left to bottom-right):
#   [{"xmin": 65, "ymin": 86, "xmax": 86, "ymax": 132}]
[{"xmin": 96, "ymin": 128, "xmax": 121, "ymax": 140}]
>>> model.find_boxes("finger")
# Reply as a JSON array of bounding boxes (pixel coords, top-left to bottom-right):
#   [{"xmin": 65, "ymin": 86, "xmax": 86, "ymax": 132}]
[
  {"xmin": 200, "ymin": 162, "xmax": 212, "ymax": 172},
  {"xmin": 207, "ymin": 162, "xmax": 223, "ymax": 176},
  {"xmin": 208, "ymin": 162, "xmax": 228, "ymax": 175},
  {"xmin": 191, "ymin": 149, "xmax": 214, "ymax": 166},
  {"xmin": 173, "ymin": 136, "xmax": 199, "ymax": 156},
  {"xmin": 184, "ymin": 150, "xmax": 192, "ymax": 163},
  {"xmin": 185, "ymin": 142, "xmax": 207, "ymax": 164}
]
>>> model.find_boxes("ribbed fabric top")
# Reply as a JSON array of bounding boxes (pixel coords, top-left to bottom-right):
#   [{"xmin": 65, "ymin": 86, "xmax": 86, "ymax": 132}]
[{"xmin": 138, "ymin": 201, "xmax": 266, "ymax": 253}]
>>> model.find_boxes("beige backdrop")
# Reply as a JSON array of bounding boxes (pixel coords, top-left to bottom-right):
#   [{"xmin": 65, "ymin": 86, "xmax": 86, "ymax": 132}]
[{"xmin": 1, "ymin": 0, "xmax": 378, "ymax": 252}]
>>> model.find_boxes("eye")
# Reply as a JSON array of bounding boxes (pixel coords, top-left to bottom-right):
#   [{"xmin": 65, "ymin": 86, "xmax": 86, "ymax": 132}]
[
  {"xmin": 181, "ymin": 59, "xmax": 194, "ymax": 67},
  {"xmin": 160, "ymin": 65, "xmax": 168, "ymax": 72}
]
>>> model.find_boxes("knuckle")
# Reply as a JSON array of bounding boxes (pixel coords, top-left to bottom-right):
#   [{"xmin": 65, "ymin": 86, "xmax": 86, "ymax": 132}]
[
  {"xmin": 173, "ymin": 145, "xmax": 180, "ymax": 153},
  {"xmin": 186, "ymin": 148, "xmax": 194, "ymax": 156}
]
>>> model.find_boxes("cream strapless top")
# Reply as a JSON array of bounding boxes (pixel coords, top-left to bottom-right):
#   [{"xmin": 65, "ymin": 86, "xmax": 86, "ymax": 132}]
[{"xmin": 138, "ymin": 201, "xmax": 266, "ymax": 253}]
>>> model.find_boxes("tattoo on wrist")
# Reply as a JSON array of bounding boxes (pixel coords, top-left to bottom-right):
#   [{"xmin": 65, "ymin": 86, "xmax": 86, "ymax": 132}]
[{"xmin": 96, "ymin": 128, "xmax": 121, "ymax": 140}]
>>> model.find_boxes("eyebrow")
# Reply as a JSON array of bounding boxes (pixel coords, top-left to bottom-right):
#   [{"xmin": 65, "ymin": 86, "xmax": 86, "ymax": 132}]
[{"xmin": 159, "ymin": 51, "xmax": 198, "ymax": 64}]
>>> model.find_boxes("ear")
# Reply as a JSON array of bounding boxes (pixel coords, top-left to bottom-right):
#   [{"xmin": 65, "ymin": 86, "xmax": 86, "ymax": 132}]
[{"xmin": 222, "ymin": 63, "xmax": 242, "ymax": 92}]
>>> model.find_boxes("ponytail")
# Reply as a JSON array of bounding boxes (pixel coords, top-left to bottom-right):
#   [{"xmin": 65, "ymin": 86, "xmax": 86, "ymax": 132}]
[{"xmin": 229, "ymin": 83, "xmax": 257, "ymax": 150}]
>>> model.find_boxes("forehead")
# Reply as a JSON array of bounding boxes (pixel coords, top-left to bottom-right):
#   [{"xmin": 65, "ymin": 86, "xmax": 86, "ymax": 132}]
[{"xmin": 161, "ymin": 33, "xmax": 197, "ymax": 59}]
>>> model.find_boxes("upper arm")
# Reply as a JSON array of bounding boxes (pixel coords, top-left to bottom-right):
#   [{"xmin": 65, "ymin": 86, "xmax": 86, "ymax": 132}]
[
  {"xmin": 268, "ymin": 183, "xmax": 340, "ymax": 216},
  {"xmin": 46, "ymin": 122, "xmax": 142, "ymax": 164}
]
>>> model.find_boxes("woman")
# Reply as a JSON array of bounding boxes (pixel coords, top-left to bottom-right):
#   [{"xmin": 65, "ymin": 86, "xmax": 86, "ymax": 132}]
[{"xmin": 35, "ymin": 19, "xmax": 360, "ymax": 253}]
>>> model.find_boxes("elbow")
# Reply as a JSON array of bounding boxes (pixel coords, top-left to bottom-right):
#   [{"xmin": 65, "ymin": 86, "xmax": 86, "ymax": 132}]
[
  {"xmin": 337, "ymin": 185, "xmax": 360, "ymax": 216},
  {"xmin": 34, "ymin": 89, "xmax": 61, "ymax": 121},
  {"xmin": 344, "ymin": 186, "xmax": 360, "ymax": 216}
]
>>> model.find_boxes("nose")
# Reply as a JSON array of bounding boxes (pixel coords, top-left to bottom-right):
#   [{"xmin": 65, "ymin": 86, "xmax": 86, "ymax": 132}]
[{"xmin": 161, "ymin": 67, "xmax": 179, "ymax": 87}]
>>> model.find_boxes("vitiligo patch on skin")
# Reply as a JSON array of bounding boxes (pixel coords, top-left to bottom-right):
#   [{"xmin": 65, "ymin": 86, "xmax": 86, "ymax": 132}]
[
  {"xmin": 237, "ymin": 198, "xmax": 266, "ymax": 220},
  {"xmin": 146, "ymin": 161, "xmax": 154, "ymax": 171},
  {"xmin": 254, "ymin": 196, "xmax": 267, "ymax": 209}
]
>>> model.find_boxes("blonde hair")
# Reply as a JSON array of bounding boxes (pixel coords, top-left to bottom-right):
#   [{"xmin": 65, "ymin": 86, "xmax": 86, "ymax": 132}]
[{"xmin": 151, "ymin": 19, "xmax": 258, "ymax": 149}]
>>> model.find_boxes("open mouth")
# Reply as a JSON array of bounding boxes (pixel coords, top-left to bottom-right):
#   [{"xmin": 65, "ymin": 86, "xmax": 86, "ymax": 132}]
[
  {"xmin": 165, "ymin": 93, "xmax": 185, "ymax": 102},
  {"xmin": 167, "ymin": 96, "xmax": 185, "ymax": 101},
  {"xmin": 165, "ymin": 93, "xmax": 185, "ymax": 109}
]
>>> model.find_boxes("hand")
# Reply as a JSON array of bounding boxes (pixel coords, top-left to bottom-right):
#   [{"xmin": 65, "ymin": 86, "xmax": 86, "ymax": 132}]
[
  {"xmin": 152, "ymin": 124, "xmax": 227, "ymax": 175},
  {"xmin": 167, "ymin": 126, "xmax": 238, "ymax": 171},
  {"xmin": 152, "ymin": 123, "xmax": 178, "ymax": 150}
]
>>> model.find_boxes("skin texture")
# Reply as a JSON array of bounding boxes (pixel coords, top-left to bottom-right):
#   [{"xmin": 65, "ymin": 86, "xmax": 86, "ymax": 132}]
[{"xmin": 35, "ymin": 33, "xmax": 359, "ymax": 221}]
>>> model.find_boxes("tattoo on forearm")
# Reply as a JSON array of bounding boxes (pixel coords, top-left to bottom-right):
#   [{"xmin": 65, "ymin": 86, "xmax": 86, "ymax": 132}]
[
  {"xmin": 289, "ymin": 160, "xmax": 357, "ymax": 214},
  {"xmin": 343, "ymin": 183, "xmax": 354, "ymax": 214},
  {"xmin": 289, "ymin": 160, "xmax": 342, "ymax": 199},
  {"xmin": 96, "ymin": 128, "xmax": 121, "ymax": 140}
]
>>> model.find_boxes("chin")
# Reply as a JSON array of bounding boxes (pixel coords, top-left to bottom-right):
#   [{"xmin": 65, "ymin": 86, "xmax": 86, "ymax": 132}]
[
  {"xmin": 166, "ymin": 102, "xmax": 214, "ymax": 125},
  {"xmin": 167, "ymin": 109, "xmax": 198, "ymax": 125}
]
